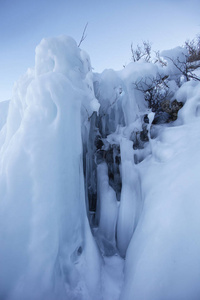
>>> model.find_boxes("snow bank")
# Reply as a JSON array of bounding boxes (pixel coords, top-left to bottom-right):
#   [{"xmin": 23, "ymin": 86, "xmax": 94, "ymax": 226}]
[{"xmin": 120, "ymin": 81, "xmax": 200, "ymax": 300}]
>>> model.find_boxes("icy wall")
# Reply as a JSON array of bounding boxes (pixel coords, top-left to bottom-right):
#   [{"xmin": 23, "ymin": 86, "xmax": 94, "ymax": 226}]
[{"xmin": 1, "ymin": 36, "xmax": 200, "ymax": 300}]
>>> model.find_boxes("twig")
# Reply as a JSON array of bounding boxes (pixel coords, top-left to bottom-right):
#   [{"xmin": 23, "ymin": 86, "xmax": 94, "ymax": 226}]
[{"xmin": 78, "ymin": 22, "xmax": 88, "ymax": 47}]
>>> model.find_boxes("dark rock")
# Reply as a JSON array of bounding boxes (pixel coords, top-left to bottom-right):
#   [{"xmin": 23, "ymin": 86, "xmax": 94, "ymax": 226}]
[
  {"xmin": 161, "ymin": 100, "xmax": 171, "ymax": 113},
  {"xmin": 95, "ymin": 135, "xmax": 104, "ymax": 150},
  {"xmin": 140, "ymin": 124, "xmax": 149, "ymax": 142},
  {"xmin": 152, "ymin": 110, "xmax": 171, "ymax": 124},
  {"xmin": 88, "ymin": 193, "xmax": 97, "ymax": 212},
  {"xmin": 108, "ymin": 172, "xmax": 114, "ymax": 181},
  {"xmin": 115, "ymin": 155, "xmax": 121, "ymax": 165},
  {"xmin": 95, "ymin": 150, "xmax": 105, "ymax": 164},
  {"xmin": 153, "ymin": 99, "xmax": 184, "ymax": 124},
  {"xmin": 105, "ymin": 148, "xmax": 114, "ymax": 164},
  {"xmin": 143, "ymin": 114, "xmax": 149, "ymax": 123},
  {"xmin": 131, "ymin": 130, "xmax": 147, "ymax": 150}
]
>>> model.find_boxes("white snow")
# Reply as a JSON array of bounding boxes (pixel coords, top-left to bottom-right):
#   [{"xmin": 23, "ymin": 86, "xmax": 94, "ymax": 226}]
[
  {"xmin": 1, "ymin": 35, "xmax": 200, "ymax": 300},
  {"xmin": 120, "ymin": 80, "xmax": 200, "ymax": 300}
]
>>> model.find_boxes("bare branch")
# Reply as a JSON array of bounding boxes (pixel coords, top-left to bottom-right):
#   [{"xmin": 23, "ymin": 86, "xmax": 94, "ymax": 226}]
[
  {"xmin": 78, "ymin": 22, "xmax": 88, "ymax": 48},
  {"xmin": 131, "ymin": 41, "xmax": 152, "ymax": 62},
  {"xmin": 185, "ymin": 34, "xmax": 200, "ymax": 63},
  {"xmin": 164, "ymin": 55, "xmax": 200, "ymax": 82},
  {"xmin": 154, "ymin": 51, "xmax": 167, "ymax": 66},
  {"xmin": 133, "ymin": 74, "xmax": 172, "ymax": 111}
]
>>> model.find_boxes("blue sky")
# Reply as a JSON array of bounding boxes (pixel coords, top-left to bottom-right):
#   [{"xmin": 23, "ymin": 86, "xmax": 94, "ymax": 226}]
[{"xmin": 0, "ymin": 0, "xmax": 200, "ymax": 100}]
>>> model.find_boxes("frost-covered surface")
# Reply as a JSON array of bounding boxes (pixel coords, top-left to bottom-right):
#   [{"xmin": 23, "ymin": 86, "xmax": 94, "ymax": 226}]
[{"xmin": 1, "ymin": 36, "xmax": 200, "ymax": 300}]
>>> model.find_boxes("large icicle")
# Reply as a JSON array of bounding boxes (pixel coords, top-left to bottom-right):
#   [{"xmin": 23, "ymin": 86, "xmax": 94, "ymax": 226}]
[
  {"xmin": 116, "ymin": 138, "xmax": 142, "ymax": 257},
  {"xmin": 96, "ymin": 162, "xmax": 118, "ymax": 256}
]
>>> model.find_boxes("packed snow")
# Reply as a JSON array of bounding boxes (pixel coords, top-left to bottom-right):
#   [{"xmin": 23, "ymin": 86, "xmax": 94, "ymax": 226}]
[{"xmin": 0, "ymin": 35, "xmax": 200, "ymax": 300}]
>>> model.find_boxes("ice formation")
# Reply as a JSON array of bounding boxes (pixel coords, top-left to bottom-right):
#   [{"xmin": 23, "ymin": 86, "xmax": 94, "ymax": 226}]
[
  {"xmin": 1, "ymin": 36, "xmax": 200, "ymax": 300},
  {"xmin": 0, "ymin": 36, "xmax": 101, "ymax": 300}
]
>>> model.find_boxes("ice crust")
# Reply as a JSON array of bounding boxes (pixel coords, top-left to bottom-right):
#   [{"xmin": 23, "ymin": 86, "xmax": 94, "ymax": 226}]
[{"xmin": 1, "ymin": 37, "xmax": 200, "ymax": 300}]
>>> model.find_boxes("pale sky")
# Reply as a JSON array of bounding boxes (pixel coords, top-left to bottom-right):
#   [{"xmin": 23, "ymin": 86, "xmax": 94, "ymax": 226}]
[{"xmin": 0, "ymin": 0, "xmax": 200, "ymax": 100}]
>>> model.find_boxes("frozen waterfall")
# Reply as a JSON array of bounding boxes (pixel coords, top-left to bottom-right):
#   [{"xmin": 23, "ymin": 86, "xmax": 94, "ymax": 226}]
[{"xmin": 1, "ymin": 36, "xmax": 200, "ymax": 300}]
